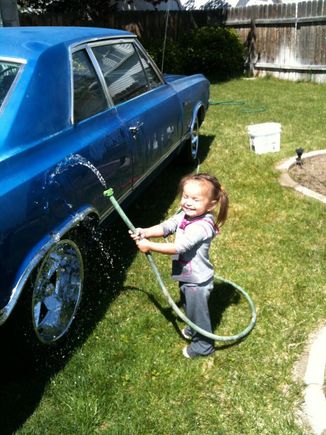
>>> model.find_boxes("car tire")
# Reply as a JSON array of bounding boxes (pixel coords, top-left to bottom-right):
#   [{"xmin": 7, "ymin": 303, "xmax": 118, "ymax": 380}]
[
  {"xmin": 8, "ymin": 227, "xmax": 95, "ymax": 364},
  {"xmin": 31, "ymin": 238, "xmax": 84, "ymax": 345},
  {"xmin": 181, "ymin": 115, "xmax": 200, "ymax": 164}
]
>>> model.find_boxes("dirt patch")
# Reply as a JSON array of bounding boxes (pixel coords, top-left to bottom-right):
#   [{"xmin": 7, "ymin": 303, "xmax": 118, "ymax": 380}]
[{"xmin": 289, "ymin": 155, "xmax": 326, "ymax": 196}]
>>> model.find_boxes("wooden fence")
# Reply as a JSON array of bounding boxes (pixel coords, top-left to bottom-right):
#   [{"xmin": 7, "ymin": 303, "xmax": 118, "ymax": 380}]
[
  {"xmin": 227, "ymin": 1, "xmax": 326, "ymax": 82},
  {"xmin": 19, "ymin": 1, "xmax": 326, "ymax": 83}
]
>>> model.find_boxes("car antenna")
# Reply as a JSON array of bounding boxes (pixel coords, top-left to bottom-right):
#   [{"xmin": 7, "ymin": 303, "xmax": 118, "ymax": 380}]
[{"xmin": 161, "ymin": 0, "xmax": 171, "ymax": 73}]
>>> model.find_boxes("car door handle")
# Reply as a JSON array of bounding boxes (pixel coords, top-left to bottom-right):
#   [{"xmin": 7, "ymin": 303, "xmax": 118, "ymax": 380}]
[{"xmin": 129, "ymin": 122, "xmax": 144, "ymax": 138}]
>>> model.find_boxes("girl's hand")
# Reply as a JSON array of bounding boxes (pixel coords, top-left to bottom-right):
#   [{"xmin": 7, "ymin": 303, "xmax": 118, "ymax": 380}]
[
  {"xmin": 129, "ymin": 228, "xmax": 145, "ymax": 241},
  {"xmin": 136, "ymin": 238, "xmax": 151, "ymax": 253}
]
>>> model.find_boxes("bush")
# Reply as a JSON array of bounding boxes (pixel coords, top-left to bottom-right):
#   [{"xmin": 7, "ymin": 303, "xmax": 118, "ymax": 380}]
[
  {"xmin": 183, "ymin": 26, "xmax": 244, "ymax": 81},
  {"xmin": 142, "ymin": 38, "xmax": 184, "ymax": 75},
  {"xmin": 143, "ymin": 26, "xmax": 244, "ymax": 81}
]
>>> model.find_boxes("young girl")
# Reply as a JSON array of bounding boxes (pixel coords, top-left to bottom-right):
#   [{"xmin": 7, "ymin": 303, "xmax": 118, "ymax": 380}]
[{"xmin": 130, "ymin": 173, "xmax": 229, "ymax": 359}]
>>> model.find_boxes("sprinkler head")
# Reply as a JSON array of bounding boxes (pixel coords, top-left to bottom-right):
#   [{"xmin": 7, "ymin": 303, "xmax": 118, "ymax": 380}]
[{"xmin": 295, "ymin": 147, "xmax": 304, "ymax": 166}]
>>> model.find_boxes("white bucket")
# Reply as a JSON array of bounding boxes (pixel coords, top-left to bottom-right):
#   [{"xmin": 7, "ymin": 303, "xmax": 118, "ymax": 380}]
[{"xmin": 247, "ymin": 122, "xmax": 281, "ymax": 154}]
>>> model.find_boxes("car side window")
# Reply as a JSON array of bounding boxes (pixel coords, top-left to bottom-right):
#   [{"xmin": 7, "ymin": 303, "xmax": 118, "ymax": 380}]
[
  {"xmin": 136, "ymin": 48, "xmax": 162, "ymax": 89},
  {"xmin": 92, "ymin": 43, "xmax": 149, "ymax": 105},
  {"xmin": 0, "ymin": 61, "xmax": 21, "ymax": 108},
  {"xmin": 72, "ymin": 49, "xmax": 108, "ymax": 123}
]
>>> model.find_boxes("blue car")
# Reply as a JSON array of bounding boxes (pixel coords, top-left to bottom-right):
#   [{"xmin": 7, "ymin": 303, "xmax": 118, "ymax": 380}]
[{"xmin": 0, "ymin": 26, "xmax": 209, "ymax": 345}]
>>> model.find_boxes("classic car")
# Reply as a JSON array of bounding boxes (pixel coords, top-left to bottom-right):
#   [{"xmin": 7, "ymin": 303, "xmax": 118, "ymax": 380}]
[{"xmin": 0, "ymin": 26, "xmax": 209, "ymax": 346}]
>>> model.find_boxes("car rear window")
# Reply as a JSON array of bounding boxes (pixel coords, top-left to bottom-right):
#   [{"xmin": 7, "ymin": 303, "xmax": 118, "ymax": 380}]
[
  {"xmin": 0, "ymin": 61, "xmax": 21, "ymax": 108},
  {"xmin": 92, "ymin": 43, "xmax": 150, "ymax": 106}
]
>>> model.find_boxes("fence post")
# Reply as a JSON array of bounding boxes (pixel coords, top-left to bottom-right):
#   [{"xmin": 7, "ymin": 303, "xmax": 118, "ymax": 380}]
[
  {"xmin": 244, "ymin": 18, "xmax": 257, "ymax": 77},
  {"xmin": 0, "ymin": 0, "xmax": 20, "ymax": 26}
]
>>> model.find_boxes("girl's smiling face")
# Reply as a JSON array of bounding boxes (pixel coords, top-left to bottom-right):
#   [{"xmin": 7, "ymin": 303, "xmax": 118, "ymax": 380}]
[{"xmin": 180, "ymin": 180, "xmax": 217, "ymax": 218}]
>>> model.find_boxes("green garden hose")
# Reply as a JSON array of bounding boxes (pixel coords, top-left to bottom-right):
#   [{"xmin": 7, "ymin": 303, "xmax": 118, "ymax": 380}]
[
  {"xmin": 209, "ymin": 99, "xmax": 266, "ymax": 113},
  {"xmin": 103, "ymin": 188, "xmax": 256, "ymax": 342},
  {"xmin": 209, "ymin": 99, "xmax": 247, "ymax": 106}
]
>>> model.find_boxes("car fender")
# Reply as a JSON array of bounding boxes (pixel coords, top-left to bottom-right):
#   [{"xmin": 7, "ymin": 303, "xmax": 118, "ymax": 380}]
[
  {"xmin": 164, "ymin": 74, "xmax": 209, "ymax": 139},
  {"xmin": 191, "ymin": 101, "xmax": 206, "ymax": 130},
  {"xmin": 181, "ymin": 101, "xmax": 206, "ymax": 146},
  {"xmin": 0, "ymin": 205, "xmax": 99, "ymax": 325}
]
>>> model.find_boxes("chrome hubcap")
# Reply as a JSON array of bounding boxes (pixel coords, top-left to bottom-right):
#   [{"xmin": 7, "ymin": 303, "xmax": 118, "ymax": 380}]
[
  {"xmin": 190, "ymin": 118, "xmax": 199, "ymax": 159},
  {"xmin": 32, "ymin": 240, "xmax": 83, "ymax": 344}
]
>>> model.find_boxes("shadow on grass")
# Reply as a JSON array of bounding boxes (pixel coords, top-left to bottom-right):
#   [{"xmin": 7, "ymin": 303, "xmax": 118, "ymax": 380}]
[
  {"xmin": 210, "ymin": 281, "xmax": 244, "ymax": 350},
  {"xmin": 123, "ymin": 285, "xmax": 181, "ymax": 333},
  {"xmin": 210, "ymin": 281, "xmax": 241, "ymax": 331},
  {"xmin": 0, "ymin": 134, "xmax": 215, "ymax": 433},
  {"xmin": 123, "ymin": 279, "xmax": 242, "ymax": 352}
]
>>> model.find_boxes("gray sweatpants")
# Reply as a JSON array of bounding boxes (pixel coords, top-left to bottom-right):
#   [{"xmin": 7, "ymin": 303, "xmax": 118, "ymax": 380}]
[{"xmin": 179, "ymin": 279, "xmax": 215, "ymax": 356}]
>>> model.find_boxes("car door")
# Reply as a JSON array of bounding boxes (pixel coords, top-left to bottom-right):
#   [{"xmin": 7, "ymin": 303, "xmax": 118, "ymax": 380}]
[
  {"xmin": 70, "ymin": 47, "xmax": 133, "ymax": 219},
  {"xmin": 91, "ymin": 41, "xmax": 182, "ymax": 189}
]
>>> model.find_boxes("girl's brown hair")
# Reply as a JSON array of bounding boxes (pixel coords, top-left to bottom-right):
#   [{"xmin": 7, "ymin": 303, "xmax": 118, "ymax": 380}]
[{"xmin": 179, "ymin": 173, "xmax": 229, "ymax": 227}]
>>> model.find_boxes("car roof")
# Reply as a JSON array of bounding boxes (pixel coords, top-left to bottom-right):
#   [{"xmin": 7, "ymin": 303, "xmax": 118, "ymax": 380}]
[
  {"xmin": 0, "ymin": 26, "xmax": 133, "ymax": 60},
  {"xmin": 0, "ymin": 26, "xmax": 135, "ymax": 149}
]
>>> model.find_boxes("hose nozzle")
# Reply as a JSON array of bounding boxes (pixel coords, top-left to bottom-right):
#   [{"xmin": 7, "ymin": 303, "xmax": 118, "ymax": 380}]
[{"xmin": 103, "ymin": 188, "xmax": 114, "ymax": 197}]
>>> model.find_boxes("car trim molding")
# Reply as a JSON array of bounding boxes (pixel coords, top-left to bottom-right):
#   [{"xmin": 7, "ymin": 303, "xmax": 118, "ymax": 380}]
[
  {"xmin": 70, "ymin": 35, "xmax": 136, "ymax": 51},
  {"xmin": 86, "ymin": 45, "xmax": 114, "ymax": 107},
  {"xmin": 0, "ymin": 56, "xmax": 27, "ymax": 64},
  {"xmin": 0, "ymin": 205, "xmax": 99, "ymax": 325}
]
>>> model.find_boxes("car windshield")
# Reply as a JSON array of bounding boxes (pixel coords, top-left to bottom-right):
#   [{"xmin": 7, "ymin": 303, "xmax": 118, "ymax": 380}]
[{"xmin": 0, "ymin": 60, "xmax": 21, "ymax": 108}]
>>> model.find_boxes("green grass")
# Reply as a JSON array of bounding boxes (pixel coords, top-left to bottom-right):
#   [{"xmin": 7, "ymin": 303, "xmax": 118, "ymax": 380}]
[{"xmin": 10, "ymin": 78, "xmax": 326, "ymax": 434}]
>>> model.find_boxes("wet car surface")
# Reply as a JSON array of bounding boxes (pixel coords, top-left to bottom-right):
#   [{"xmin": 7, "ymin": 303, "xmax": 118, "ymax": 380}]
[{"xmin": 0, "ymin": 26, "xmax": 209, "ymax": 345}]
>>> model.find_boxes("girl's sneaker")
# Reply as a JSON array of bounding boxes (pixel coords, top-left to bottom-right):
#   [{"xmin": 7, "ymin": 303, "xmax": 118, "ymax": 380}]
[
  {"xmin": 182, "ymin": 346, "xmax": 200, "ymax": 359},
  {"xmin": 181, "ymin": 327, "xmax": 193, "ymax": 340},
  {"xmin": 182, "ymin": 345, "xmax": 215, "ymax": 359},
  {"xmin": 182, "ymin": 346, "xmax": 193, "ymax": 358}
]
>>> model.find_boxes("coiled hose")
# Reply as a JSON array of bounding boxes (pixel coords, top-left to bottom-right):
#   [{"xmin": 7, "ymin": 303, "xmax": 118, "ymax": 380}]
[{"xmin": 104, "ymin": 188, "xmax": 256, "ymax": 342}]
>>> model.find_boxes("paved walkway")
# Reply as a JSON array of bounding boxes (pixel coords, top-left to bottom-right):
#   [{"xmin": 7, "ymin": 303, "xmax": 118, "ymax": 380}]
[{"xmin": 277, "ymin": 151, "xmax": 326, "ymax": 434}]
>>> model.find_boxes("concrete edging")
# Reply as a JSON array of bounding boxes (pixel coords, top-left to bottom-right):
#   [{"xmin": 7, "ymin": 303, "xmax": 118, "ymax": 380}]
[
  {"xmin": 277, "ymin": 151, "xmax": 326, "ymax": 434},
  {"xmin": 276, "ymin": 149, "xmax": 326, "ymax": 205},
  {"xmin": 303, "ymin": 327, "xmax": 326, "ymax": 435}
]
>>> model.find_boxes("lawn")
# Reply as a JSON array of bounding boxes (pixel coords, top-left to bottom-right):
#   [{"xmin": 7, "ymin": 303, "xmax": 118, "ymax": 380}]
[{"xmin": 2, "ymin": 78, "xmax": 326, "ymax": 434}]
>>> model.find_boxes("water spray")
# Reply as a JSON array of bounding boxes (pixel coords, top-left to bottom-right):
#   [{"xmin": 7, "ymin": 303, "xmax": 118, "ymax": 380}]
[{"xmin": 103, "ymin": 188, "xmax": 256, "ymax": 342}]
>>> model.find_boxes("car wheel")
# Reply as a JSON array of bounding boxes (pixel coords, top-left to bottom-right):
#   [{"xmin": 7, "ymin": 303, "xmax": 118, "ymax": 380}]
[
  {"xmin": 1, "ymin": 232, "xmax": 89, "ymax": 367},
  {"xmin": 31, "ymin": 239, "xmax": 84, "ymax": 345},
  {"xmin": 181, "ymin": 115, "xmax": 200, "ymax": 164}
]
